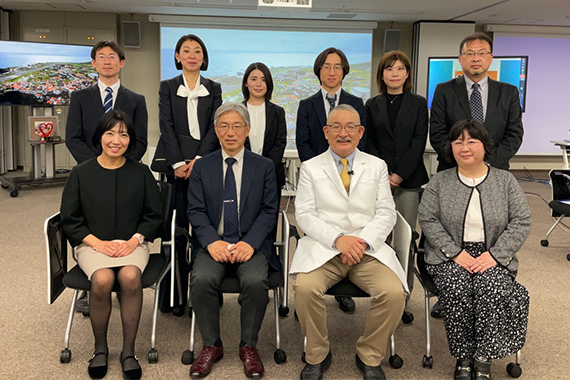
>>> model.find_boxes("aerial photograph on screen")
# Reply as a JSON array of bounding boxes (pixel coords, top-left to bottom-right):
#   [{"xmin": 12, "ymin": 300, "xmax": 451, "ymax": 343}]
[
  {"xmin": 161, "ymin": 26, "xmax": 372, "ymax": 143},
  {"xmin": 0, "ymin": 41, "xmax": 97, "ymax": 106}
]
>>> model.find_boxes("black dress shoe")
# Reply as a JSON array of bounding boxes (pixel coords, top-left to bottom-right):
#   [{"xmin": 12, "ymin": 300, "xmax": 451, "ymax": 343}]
[
  {"xmin": 454, "ymin": 359, "xmax": 473, "ymax": 380},
  {"xmin": 355, "ymin": 354, "xmax": 386, "ymax": 380},
  {"xmin": 474, "ymin": 358, "xmax": 492, "ymax": 380},
  {"xmin": 430, "ymin": 300, "xmax": 443, "ymax": 319},
  {"xmin": 120, "ymin": 353, "xmax": 142, "ymax": 380},
  {"xmin": 300, "ymin": 351, "xmax": 332, "ymax": 380},
  {"xmin": 87, "ymin": 350, "xmax": 108, "ymax": 379},
  {"xmin": 335, "ymin": 296, "xmax": 356, "ymax": 314}
]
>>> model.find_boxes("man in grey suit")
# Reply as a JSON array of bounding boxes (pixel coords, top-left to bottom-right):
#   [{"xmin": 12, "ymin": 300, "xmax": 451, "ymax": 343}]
[
  {"xmin": 66, "ymin": 40, "xmax": 148, "ymax": 163},
  {"xmin": 430, "ymin": 33, "xmax": 523, "ymax": 172}
]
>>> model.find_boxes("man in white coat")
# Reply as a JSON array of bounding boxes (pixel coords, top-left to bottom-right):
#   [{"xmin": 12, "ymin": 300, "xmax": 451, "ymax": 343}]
[{"xmin": 291, "ymin": 104, "xmax": 408, "ymax": 380}]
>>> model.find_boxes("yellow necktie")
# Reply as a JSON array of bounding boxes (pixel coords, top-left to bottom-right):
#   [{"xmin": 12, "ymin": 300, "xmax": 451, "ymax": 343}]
[{"xmin": 340, "ymin": 158, "xmax": 350, "ymax": 194}]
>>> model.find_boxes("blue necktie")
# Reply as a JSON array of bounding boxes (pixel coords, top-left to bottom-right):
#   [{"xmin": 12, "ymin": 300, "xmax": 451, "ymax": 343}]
[
  {"xmin": 223, "ymin": 158, "xmax": 239, "ymax": 244},
  {"xmin": 103, "ymin": 87, "xmax": 113, "ymax": 113},
  {"xmin": 470, "ymin": 83, "xmax": 484, "ymax": 123},
  {"xmin": 326, "ymin": 93, "xmax": 337, "ymax": 111}
]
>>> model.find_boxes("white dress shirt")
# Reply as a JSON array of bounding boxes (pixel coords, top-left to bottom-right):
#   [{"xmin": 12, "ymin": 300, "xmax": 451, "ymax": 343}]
[
  {"xmin": 458, "ymin": 171, "xmax": 487, "ymax": 242},
  {"xmin": 321, "ymin": 87, "xmax": 341, "ymax": 116},
  {"xmin": 246, "ymin": 102, "xmax": 266, "ymax": 155},
  {"xmin": 97, "ymin": 80, "xmax": 120, "ymax": 109}
]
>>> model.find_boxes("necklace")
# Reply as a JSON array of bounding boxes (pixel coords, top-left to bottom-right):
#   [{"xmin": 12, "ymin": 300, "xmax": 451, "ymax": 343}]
[{"xmin": 387, "ymin": 93, "xmax": 402, "ymax": 104}]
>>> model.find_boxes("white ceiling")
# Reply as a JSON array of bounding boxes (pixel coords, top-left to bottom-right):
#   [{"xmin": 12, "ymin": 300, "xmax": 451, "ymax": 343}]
[{"xmin": 1, "ymin": 0, "xmax": 570, "ymax": 27}]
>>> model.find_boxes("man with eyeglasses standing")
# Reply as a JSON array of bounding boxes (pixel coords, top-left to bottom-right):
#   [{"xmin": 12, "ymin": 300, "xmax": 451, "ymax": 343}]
[
  {"xmin": 430, "ymin": 33, "xmax": 523, "ymax": 172},
  {"xmin": 292, "ymin": 104, "xmax": 408, "ymax": 380},
  {"xmin": 428, "ymin": 33, "xmax": 523, "ymax": 320},
  {"xmin": 187, "ymin": 103, "xmax": 279, "ymax": 378},
  {"xmin": 296, "ymin": 47, "xmax": 367, "ymax": 314}
]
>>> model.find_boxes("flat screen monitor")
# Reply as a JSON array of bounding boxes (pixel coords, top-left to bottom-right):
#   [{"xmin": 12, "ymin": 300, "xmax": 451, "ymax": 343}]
[
  {"xmin": 426, "ymin": 56, "xmax": 528, "ymax": 112},
  {"xmin": 0, "ymin": 40, "xmax": 97, "ymax": 106}
]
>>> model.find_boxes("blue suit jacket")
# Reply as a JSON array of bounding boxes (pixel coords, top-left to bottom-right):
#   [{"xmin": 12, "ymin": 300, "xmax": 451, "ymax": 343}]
[
  {"xmin": 295, "ymin": 89, "xmax": 366, "ymax": 162},
  {"xmin": 66, "ymin": 84, "xmax": 148, "ymax": 163},
  {"xmin": 187, "ymin": 149, "xmax": 281, "ymax": 270}
]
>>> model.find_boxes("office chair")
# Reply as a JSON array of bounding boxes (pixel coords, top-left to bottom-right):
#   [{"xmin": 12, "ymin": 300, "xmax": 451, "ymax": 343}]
[
  {"xmin": 46, "ymin": 181, "xmax": 175, "ymax": 364},
  {"xmin": 299, "ymin": 211, "xmax": 414, "ymax": 369},
  {"xmin": 181, "ymin": 210, "xmax": 291, "ymax": 365},
  {"xmin": 540, "ymin": 170, "xmax": 570, "ymax": 253},
  {"xmin": 414, "ymin": 233, "xmax": 523, "ymax": 378}
]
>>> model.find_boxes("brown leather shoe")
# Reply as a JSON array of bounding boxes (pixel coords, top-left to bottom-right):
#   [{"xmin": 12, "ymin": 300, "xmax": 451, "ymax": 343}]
[
  {"xmin": 190, "ymin": 345, "xmax": 224, "ymax": 378},
  {"xmin": 239, "ymin": 345, "xmax": 264, "ymax": 378}
]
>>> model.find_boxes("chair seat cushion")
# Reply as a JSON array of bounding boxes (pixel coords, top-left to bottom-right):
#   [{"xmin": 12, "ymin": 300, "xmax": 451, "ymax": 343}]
[
  {"xmin": 549, "ymin": 200, "xmax": 570, "ymax": 215},
  {"xmin": 62, "ymin": 253, "xmax": 167, "ymax": 291},
  {"xmin": 325, "ymin": 278, "xmax": 369, "ymax": 298},
  {"xmin": 218, "ymin": 270, "xmax": 283, "ymax": 293}
]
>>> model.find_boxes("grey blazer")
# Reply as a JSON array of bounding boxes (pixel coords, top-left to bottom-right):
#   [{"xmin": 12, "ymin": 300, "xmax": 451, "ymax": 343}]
[{"xmin": 418, "ymin": 167, "xmax": 530, "ymax": 272}]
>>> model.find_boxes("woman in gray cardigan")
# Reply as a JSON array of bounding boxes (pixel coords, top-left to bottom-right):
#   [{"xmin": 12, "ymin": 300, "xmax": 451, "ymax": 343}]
[{"xmin": 418, "ymin": 120, "xmax": 530, "ymax": 380}]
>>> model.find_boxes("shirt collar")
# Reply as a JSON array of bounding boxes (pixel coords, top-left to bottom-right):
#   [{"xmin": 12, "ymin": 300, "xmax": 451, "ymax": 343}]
[
  {"xmin": 330, "ymin": 148, "xmax": 356, "ymax": 169},
  {"xmin": 321, "ymin": 87, "xmax": 342, "ymax": 103},
  {"xmin": 464, "ymin": 74, "xmax": 488, "ymax": 93},
  {"xmin": 98, "ymin": 79, "xmax": 120, "ymax": 93},
  {"xmin": 222, "ymin": 147, "xmax": 245, "ymax": 165},
  {"xmin": 182, "ymin": 74, "xmax": 202, "ymax": 93}
]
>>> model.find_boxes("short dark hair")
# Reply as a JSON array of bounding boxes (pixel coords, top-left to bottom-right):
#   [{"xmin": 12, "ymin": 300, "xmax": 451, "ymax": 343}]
[
  {"xmin": 445, "ymin": 119, "xmax": 495, "ymax": 163},
  {"xmin": 313, "ymin": 47, "xmax": 350, "ymax": 84},
  {"xmin": 376, "ymin": 50, "xmax": 413, "ymax": 93},
  {"xmin": 242, "ymin": 62, "xmax": 274, "ymax": 102},
  {"xmin": 459, "ymin": 33, "xmax": 493, "ymax": 54},
  {"xmin": 91, "ymin": 40, "xmax": 125, "ymax": 61},
  {"xmin": 174, "ymin": 34, "xmax": 209, "ymax": 71},
  {"xmin": 92, "ymin": 110, "xmax": 136, "ymax": 155}
]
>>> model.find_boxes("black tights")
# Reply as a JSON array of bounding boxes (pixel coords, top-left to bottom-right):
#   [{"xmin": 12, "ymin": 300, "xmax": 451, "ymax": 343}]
[{"xmin": 89, "ymin": 266, "xmax": 142, "ymax": 368}]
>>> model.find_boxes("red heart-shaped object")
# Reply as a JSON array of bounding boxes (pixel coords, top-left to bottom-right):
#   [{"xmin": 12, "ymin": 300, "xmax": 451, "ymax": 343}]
[{"xmin": 39, "ymin": 122, "xmax": 54, "ymax": 138}]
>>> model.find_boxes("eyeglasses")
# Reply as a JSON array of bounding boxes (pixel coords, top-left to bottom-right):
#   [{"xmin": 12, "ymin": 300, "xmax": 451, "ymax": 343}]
[
  {"xmin": 216, "ymin": 124, "xmax": 246, "ymax": 133},
  {"xmin": 461, "ymin": 50, "xmax": 491, "ymax": 59},
  {"xmin": 451, "ymin": 139, "xmax": 482, "ymax": 148},
  {"xmin": 321, "ymin": 64, "xmax": 343, "ymax": 72},
  {"xmin": 325, "ymin": 123, "xmax": 361, "ymax": 133}
]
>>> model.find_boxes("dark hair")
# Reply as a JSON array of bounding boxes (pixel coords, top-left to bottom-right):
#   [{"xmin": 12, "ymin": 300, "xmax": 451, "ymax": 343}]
[
  {"xmin": 174, "ymin": 34, "xmax": 209, "ymax": 71},
  {"xmin": 242, "ymin": 62, "xmax": 274, "ymax": 102},
  {"xmin": 376, "ymin": 50, "xmax": 413, "ymax": 93},
  {"xmin": 313, "ymin": 47, "xmax": 350, "ymax": 83},
  {"xmin": 90, "ymin": 40, "xmax": 125, "ymax": 61},
  {"xmin": 459, "ymin": 33, "xmax": 493, "ymax": 54},
  {"xmin": 444, "ymin": 119, "xmax": 494, "ymax": 164},
  {"xmin": 92, "ymin": 110, "xmax": 136, "ymax": 155}
]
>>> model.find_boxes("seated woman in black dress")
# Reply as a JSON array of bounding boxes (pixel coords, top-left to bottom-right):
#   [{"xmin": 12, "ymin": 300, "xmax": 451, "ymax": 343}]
[
  {"xmin": 418, "ymin": 120, "xmax": 530, "ymax": 380},
  {"xmin": 61, "ymin": 110, "xmax": 162, "ymax": 380}
]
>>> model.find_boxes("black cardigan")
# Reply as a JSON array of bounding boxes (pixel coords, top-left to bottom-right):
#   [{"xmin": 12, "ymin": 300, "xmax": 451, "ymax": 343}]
[{"xmin": 60, "ymin": 157, "xmax": 163, "ymax": 247}]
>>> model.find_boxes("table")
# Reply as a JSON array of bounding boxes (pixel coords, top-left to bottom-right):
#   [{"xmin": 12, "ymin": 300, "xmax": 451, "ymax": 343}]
[{"xmin": 550, "ymin": 140, "xmax": 570, "ymax": 169}]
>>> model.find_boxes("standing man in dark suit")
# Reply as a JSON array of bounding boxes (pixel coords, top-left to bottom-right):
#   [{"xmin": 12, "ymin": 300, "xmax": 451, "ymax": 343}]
[
  {"xmin": 430, "ymin": 33, "xmax": 523, "ymax": 171},
  {"xmin": 296, "ymin": 47, "xmax": 366, "ymax": 313},
  {"xmin": 66, "ymin": 40, "xmax": 148, "ymax": 163},
  {"xmin": 187, "ymin": 103, "xmax": 279, "ymax": 378},
  {"xmin": 428, "ymin": 32, "xmax": 523, "ymax": 319}
]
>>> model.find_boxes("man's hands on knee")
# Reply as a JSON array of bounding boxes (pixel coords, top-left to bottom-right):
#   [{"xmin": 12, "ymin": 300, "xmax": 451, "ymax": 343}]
[
  {"xmin": 230, "ymin": 241, "xmax": 254, "ymax": 263},
  {"xmin": 208, "ymin": 240, "xmax": 233, "ymax": 262},
  {"xmin": 208, "ymin": 240, "xmax": 254, "ymax": 263},
  {"xmin": 335, "ymin": 235, "xmax": 366, "ymax": 266}
]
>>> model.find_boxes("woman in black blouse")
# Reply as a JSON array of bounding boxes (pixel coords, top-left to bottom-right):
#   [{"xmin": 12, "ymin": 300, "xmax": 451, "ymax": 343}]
[
  {"xmin": 365, "ymin": 50, "xmax": 428, "ymax": 233},
  {"xmin": 61, "ymin": 111, "xmax": 162, "ymax": 379}
]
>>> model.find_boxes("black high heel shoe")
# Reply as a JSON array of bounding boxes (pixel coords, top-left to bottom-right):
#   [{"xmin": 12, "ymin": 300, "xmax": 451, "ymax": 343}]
[
  {"xmin": 120, "ymin": 352, "xmax": 142, "ymax": 380},
  {"xmin": 87, "ymin": 350, "xmax": 108, "ymax": 379}
]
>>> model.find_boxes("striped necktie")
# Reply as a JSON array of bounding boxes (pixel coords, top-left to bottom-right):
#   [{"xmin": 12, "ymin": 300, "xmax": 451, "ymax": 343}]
[{"xmin": 103, "ymin": 87, "xmax": 113, "ymax": 113}]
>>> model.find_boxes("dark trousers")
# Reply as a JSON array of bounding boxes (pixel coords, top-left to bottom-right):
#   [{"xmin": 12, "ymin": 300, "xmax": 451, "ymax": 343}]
[{"xmin": 190, "ymin": 249, "xmax": 269, "ymax": 347}]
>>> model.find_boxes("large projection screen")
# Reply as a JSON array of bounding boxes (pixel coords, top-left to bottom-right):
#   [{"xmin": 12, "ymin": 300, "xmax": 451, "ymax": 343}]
[{"xmin": 160, "ymin": 25, "xmax": 373, "ymax": 145}]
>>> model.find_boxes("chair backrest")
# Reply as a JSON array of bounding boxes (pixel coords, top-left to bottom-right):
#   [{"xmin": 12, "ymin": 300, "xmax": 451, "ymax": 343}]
[
  {"xmin": 549, "ymin": 169, "xmax": 570, "ymax": 217},
  {"xmin": 393, "ymin": 211, "xmax": 412, "ymax": 277},
  {"xmin": 45, "ymin": 212, "xmax": 67, "ymax": 305},
  {"xmin": 155, "ymin": 180, "xmax": 173, "ymax": 241}
]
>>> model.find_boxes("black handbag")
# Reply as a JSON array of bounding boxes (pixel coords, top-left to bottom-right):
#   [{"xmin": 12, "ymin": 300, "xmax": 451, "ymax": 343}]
[{"xmin": 151, "ymin": 134, "xmax": 201, "ymax": 175}]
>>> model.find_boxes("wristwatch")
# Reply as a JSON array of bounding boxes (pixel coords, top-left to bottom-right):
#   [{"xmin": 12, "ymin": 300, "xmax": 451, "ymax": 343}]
[{"xmin": 133, "ymin": 233, "xmax": 145, "ymax": 245}]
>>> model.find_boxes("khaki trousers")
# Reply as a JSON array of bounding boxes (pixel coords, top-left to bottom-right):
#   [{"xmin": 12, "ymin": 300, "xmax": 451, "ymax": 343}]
[{"xmin": 294, "ymin": 255, "xmax": 405, "ymax": 366}]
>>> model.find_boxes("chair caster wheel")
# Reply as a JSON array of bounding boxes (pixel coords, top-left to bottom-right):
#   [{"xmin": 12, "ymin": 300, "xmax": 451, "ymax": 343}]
[
  {"xmin": 274, "ymin": 349, "xmax": 287, "ymax": 364},
  {"xmin": 278, "ymin": 306, "xmax": 289, "ymax": 317},
  {"xmin": 10, "ymin": 189, "xmax": 18, "ymax": 197},
  {"xmin": 188, "ymin": 306, "xmax": 193, "ymax": 318},
  {"xmin": 181, "ymin": 350, "xmax": 194, "ymax": 365},
  {"xmin": 60, "ymin": 349, "xmax": 71, "ymax": 363},
  {"xmin": 401, "ymin": 311, "xmax": 414, "ymax": 324},
  {"xmin": 567, "ymin": 253, "xmax": 570, "ymax": 261},
  {"xmin": 148, "ymin": 348, "xmax": 158, "ymax": 363},
  {"xmin": 389, "ymin": 354, "xmax": 403, "ymax": 369},
  {"xmin": 540, "ymin": 239, "xmax": 549, "ymax": 247},
  {"xmin": 1, "ymin": 184, "xmax": 8, "ymax": 189},
  {"xmin": 172, "ymin": 306, "xmax": 185, "ymax": 317},
  {"xmin": 301, "ymin": 352, "xmax": 306, "ymax": 363},
  {"xmin": 82, "ymin": 305, "xmax": 90, "ymax": 317},
  {"xmin": 422, "ymin": 355, "xmax": 433, "ymax": 368},
  {"xmin": 507, "ymin": 362, "xmax": 522, "ymax": 378}
]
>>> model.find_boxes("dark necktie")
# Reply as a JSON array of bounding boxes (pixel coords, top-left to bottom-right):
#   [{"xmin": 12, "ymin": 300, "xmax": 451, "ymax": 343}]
[
  {"xmin": 326, "ymin": 93, "xmax": 337, "ymax": 111},
  {"xmin": 470, "ymin": 83, "xmax": 484, "ymax": 123},
  {"xmin": 223, "ymin": 157, "xmax": 239, "ymax": 244},
  {"xmin": 103, "ymin": 87, "xmax": 113, "ymax": 113}
]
